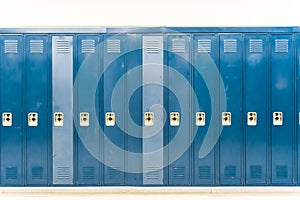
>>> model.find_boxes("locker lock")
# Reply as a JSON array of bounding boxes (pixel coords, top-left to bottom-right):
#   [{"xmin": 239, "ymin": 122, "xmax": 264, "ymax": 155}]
[
  {"xmin": 222, "ymin": 112, "xmax": 231, "ymax": 126},
  {"xmin": 144, "ymin": 112, "xmax": 154, "ymax": 126},
  {"xmin": 106, "ymin": 112, "xmax": 115, "ymax": 126},
  {"xmin": 2, "ymin": 112, "xmax": 12, "ymax": 127},
  {"xmin": 54, "ymin": 112, "xmax": 64, "ymax": 126},
  {"xmin": 247, "ymin": 112, "xmax": 257, "ymax": 126},
  {"xmin": 28, "ymin": 112, "xmax": 38, "ymax": 127},
  {"xmin": 80, "ymin": 112, "xmax": 89, "ymax": 127},
  {"xmin": 170, "ymin": 112, "xmax": 180, "ymax": 126},
  {"xmin": 273, "ymin": 112, "xmax": 283, "ymax": 126},
  {"xmin": 196, "ymin": 112, "xmax": 205, "ymax": 126}
]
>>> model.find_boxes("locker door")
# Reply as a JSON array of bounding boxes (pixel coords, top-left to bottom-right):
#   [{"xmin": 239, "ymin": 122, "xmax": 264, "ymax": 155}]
[
  {"xmin": 76, "ymin": 35, "xmax": 101, "ymax": 185},
  {"xmin": 0, "ymin": 35, "xmax": 24, "ymax": 185},
  {"xmin": 245, "ymin": 35, "xmax": 268, "ymax": 185},
  {"xmin": 271, "ymin": 35, "xmax": 295, "ymax": 185},
  {"xmin": 25, "ymin": 35, "xmax": 49, "ymax": 185},
  {"xmin": 193, "ymin": 34, "xmax": 218, "ymax": 185},
  {"xmin": 52, "ymin": 35, "xmax": 74, "ymax": 185},
  {"xmin": 103, "ymin": 35, "xmax": 125, "ymax": 185},
  {"xmin": 298, "ymin": 34, "xmax": 300, "ymax": 185},
  {"xmin": 219, "ymin": 34, "xmax": 243, "ymax": 185},
  {"xmin": 142, "ymin": 35, "xmax": 164, "ymax": 185},
  {"xmin": 126, "ymin": 34, "xmax": 143, "ymax": 185},
  {"xmin": 167, "ymin": 35, "xmax": 191, "ymax": 185}
]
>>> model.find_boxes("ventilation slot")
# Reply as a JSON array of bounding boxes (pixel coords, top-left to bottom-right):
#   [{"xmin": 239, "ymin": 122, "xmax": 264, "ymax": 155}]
[
  {"xmin": 275, "ymin": 39, "xmax": 288, "ymax": 53},
  {"xmin": 146, "ymin": 166, "xmax": 160, "ymax": 180},
  {"xmin": 56, "ymin": 40, "xmax": 71, "ymax": 53},
  {"xmin": 249, "ymin": 39, "xmax": 263, "ymax": 53},
  {"xmin": 172, "ymin": 167, "xmax": 185, "ymax": 179},
  {"xmin": 32, "ymin": 166, "xmax": 43, "ymax": 180},
  {"xmin": 250, "ymin": 165, "xmax": 262, "ymax": 179},
  {"xmin": 198, "ymin": 39, "xmax": 211, "ymax": 53},
  {"xmin": 224, "ymin": 39, "xmax": 237, "ymax": 53},
  {"xmin": 225, "ymin": 165, "xmax": 236, "ymax": 179},
  {"xmin": 30, "ymin": 40, "xmax": 44, "ymax": 53},
  {"xmin": 83, "ymin": 166, "xmax": 95, "ymax": 180},
  {"xmin": 6, "ymin": 167, "xmax": 17, "ymax": 180},
  {"xmin": 172, "ymin": 38, "xmax": 185, "ymax": 53},
  {"xmin": 146, "ymin": 40, "xmax": 160, "ymax": 54},
  {"xmin": 4, "ymin": 40, "xmax": 18, "ymax": 54},
  {"xmin": 276, "ymin": 165, "xmax": 288, "ymax": 179},
  {"xmin": 107, "ymin": 39, "xmax": 121, "ymax": 53},
  {"xmin": 108, "ymin": 168, "xmax": 121, "ymax": 180},
  {"xmin": 199, "ymin": 166, "xmax": 211, "ymax": 179},
  {"xmin": 81, "ymin": 39, "xmax": 95, "ymax": 53},
  {"xmin": 56, "ymin": 166, "xmax": 70, "ymax": 180}
]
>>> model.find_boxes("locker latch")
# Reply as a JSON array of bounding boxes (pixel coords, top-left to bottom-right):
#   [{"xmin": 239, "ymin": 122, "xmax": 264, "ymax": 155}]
[
  {"xmin": 247, "ymin": 112, "xmax": 257, "ymax": 126},
  {"xmin": 28, "ymin": 112, "xmax": 38, "ymax": 127},
  {"xmin": 54, "ymin": 112, "xmax": 64, "ymax": 126},
  {"xmin": 144, "ymin": 112, "xmax": 154, "ymax": 126},
  {"xmin": 222, "ymin": 112, "xmax": 231, "ymax": 126},
  {"xmin": 273, "ymin": 112, "xmax": 283, "ymax": 126},
  {"xmin": 170, "ymin": 112, "xmax": 180, "ymax": 126},
  {"xmin": 106, "ymin": 112, "xmax": 115, "ymax": 126},
  {"xmin": 2, "ymin": 112, "xmax": 12, "ymax": 127},
  {"xmin": 196, "ymin": 112, "xmax": 205, "ymax": 126},
  {"xmin": 80, "ymin": 112, "xmax": 89, "ymax": 127}
]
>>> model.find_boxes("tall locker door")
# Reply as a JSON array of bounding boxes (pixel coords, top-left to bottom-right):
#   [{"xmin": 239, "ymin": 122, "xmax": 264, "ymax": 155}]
[
  {"xmin": 245, "ymin": 35, "xmax": 268, "ymax": 185},
  {"xmin": 298, "ymin": 34, "xmax": 300, "ymax": 185},
  {"xmin": 52, "ymin": 35, "xmax": 74, "ymax": 185},
  {"xmin": 271, "ymin": 35, "xmax": 295, "ymax": 185},
  {"xmin": 103, "ymin": 35, "xmax": 125, "ymax": 185},
  {"xmin": 25, "ymin": 35, "xmax": 49, "ymax": 185},
  {"xmin": 219, "ymin": 34, "xmax": 243, "ymax": 185},
  {"xmin": 167, "ymin": 35, "xmax": 191, "ymax": 185},
  {"xmin": 76, "ymin": 35, "xmax": 101, "ymax": 185},
  {"xmin": 126, "ymin": 34, "xmax": 142, "ymax": 185},
  {"xmin": 193, "ymin": 34, "xmax": 218, "ymax": 185},
  {"xmin": 142, "ymin": 35, "xmax": 164, "ymax": 185},
  {"xmin": 0, "ymin": 35, "xmax": 24, "ymax": 185}
]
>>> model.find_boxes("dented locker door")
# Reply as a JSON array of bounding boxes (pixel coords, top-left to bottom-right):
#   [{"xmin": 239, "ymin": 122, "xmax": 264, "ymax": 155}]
[
  {"xmin": 25, "ymin": 35, "xmax": 49, "ymax": 185},
  {"xmin": 0, "ymin": 35, "xmax": 24, "ymax": 185}
]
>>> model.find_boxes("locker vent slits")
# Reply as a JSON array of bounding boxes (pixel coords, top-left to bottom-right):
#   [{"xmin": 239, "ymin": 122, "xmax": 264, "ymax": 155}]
[
  {"xmin": 30, "ymin": 40, "xmax": 44, "ymax": 54},
  {"xmin": 32, "ymin": 166, "xmax": 43, "ymax": 180},
  {"xmin": 199, "ymin": 166, "xmax": 211, "ymax": 179},
  {"xmin": 56, "ymin": 40, "xmax": 71, "ymax": 53},
  {"xmin": 108, "ymin": 168, "xmax": 121, "ymax": 180},
  {"xmin": 198, "ymin": 39, "xmax": 211, "ymax": 53},
  {"xmin": 225, "ymin": 165, "xmax": 236, "ymax": 179},
  {"xmin": 250, "ymin": 165, "xmax": 262, "ymax": 179},
  {"xmin": 172, "ymin": 167, "xmax": 185, "ymax": 179},
  {"xmin": 107, "ymin": 39, "xmax": 121, "ymax": 53},
  {"xmin": 83, "ymin": 166, "xmax": 95, "ymax": 180},
  {"xmin": 81, "ymin": 39, "xmax": 95, "ymax": 53},
  {"xmin": 146, "ymin": 166, "xmax": 160, "ymax": 180},
  {"xmin": 6, "ymin": 167, "xmax": 17, "ymax": 180},
  {"xmin": 4, "ymin": 40, "xmax": 18, "ymax": 54},
  {"xmin": 145, "ymin": 40, "xmax": 160, "ymax": 54},
  {"xmin": 224, "ymin": 39, "xmax": 237, "ymax": 53},
  {"xmin": 275, "ymin": 39, "xmax": 288, "ymax": 53},
  {"xmin": 56, "ymin": 166, "xmax": 70, "ymax": 180},
  {"xmin": 172, "ymin": 38, "xmax": 185, "ymax": 53},
  {"xmin": 249, "ymin": 39, "xmax": 263, "ymax": 53},
  {"xmin": 276, "ymin": 165, "xmax": 288, "ymax": 179}
]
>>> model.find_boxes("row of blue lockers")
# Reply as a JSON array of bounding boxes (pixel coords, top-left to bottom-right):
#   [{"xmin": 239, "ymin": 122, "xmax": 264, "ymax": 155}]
[{"xmin": 0, "ymin": 27, "xmax": 299, "ymax": 186}]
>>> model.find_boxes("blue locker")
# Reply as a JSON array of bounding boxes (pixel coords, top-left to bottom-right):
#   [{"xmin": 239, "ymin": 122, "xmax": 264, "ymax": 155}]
[
  {"xmin": 0, "ymin": 35, "xmax": 24, "ymax": 185},
  {"xmin": 245, "ymin": 35, "xmax": 268, "ymax": 185},
  {"xmin": 25, "ymin": 35, "xmax": 49, "ymax": 185},
  {"xmin": 76, "ymin": 35, "xmax": 101, "ymax": 185},
  {"xmin": 103, "ymin": 34, "xmax": 125, "ymax": 185},
  {"xmin": 219, "ymin": 34, "xmax": 243, "ymax": 185},
  {"xmin": 298, "ymin": 34, "xmax": 300, "ymax": 185},
  {"xmin": 52, "ymin": 35, "xmax": 74, "ymax": 185},
  {"xmin": 271, "ymin": 35, "xmax": 295, "ymax": 185},
  {"xmin": 167, "ymin": 35, "xmax": 191, "ymax": 185},
  {"xmin": 125, "ymin": 34, "xmax": 143, "ymax": 185},
  {"xmin": 193, "ymin": 34, "xmax": 218, "ymax": 185}
]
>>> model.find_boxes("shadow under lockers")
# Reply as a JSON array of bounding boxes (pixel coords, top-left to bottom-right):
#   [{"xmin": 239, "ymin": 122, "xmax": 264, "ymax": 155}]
[{"xmin": 0, "ymin": 27, "xmax": 299, "ymax": 186}]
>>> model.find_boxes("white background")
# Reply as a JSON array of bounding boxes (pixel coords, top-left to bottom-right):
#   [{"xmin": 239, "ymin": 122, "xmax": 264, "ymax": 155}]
[{"xmin": 0, "ymin": 0, "xmax": 299, "ymax": 199}]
